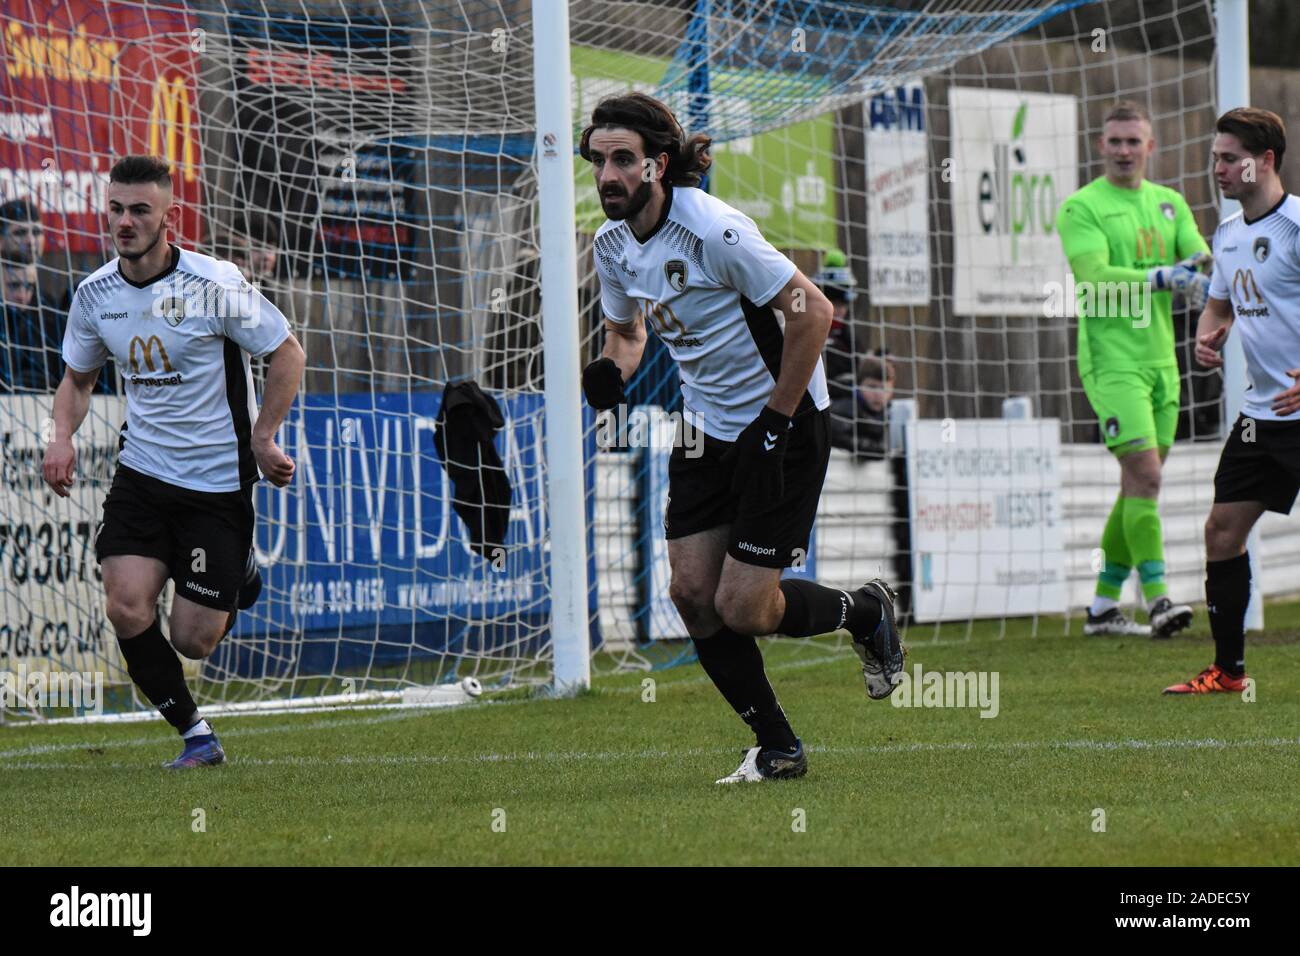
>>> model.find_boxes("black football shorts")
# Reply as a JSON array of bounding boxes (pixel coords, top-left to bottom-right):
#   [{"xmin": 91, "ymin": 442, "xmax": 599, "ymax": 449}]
[
  {"xmin": 665, "ymin": 409, "xmax": 831, "ymax": 569},
  {"xmin": 95, "ymin": 465, "xmax": 255, "ymax": 611},
  {"xmin": 1214, "ymin": 413, "xmax": 1300, "ymax": 514}
]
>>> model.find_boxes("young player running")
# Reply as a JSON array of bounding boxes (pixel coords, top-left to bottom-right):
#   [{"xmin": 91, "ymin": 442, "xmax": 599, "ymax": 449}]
[{"xmin": 42, "ymin": 155, "xmax": 305, "ymax": 767}]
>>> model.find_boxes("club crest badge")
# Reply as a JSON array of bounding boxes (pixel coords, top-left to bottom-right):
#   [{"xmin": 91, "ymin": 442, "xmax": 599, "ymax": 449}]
[
  {"xmin": 664, "ymin": 259, "xmax": 687, "ymax": 293},
  {"xmin": 157, "ymin": 295, "xmax": 186, "ymax": 328},
  {"xmin": 1253, "ymin": 237, "xmax": 1270, "ymax": 262}
]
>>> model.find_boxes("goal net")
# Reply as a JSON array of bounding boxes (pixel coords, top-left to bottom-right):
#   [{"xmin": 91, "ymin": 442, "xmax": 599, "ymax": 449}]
[{"xmin": 2, "ymin": 0, "xmax": 1265, "ymax": 722}]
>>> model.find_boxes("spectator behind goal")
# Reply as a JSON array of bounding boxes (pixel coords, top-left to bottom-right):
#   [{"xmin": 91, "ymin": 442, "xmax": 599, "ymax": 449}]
[{"xmin": 828, "ymin": 350, "xmax": 895, "ymax": 461}]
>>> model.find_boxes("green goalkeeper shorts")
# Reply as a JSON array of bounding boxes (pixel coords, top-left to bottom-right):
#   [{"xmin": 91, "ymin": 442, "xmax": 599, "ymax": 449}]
[{"xmin": 1081, "ymin": 365, "xmax": 1180, "ymax": 455}]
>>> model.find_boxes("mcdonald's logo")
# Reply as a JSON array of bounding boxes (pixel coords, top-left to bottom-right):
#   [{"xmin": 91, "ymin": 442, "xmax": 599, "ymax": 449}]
[
  {"xmin": 1232, "ymin": 268, "xmax": 1263, "ymax": 304},
  {"xmin": 642, "ymin": 300, "xmax": 688, "ymax": 337},
  {"xmin": 1135, "ymin": 227, "xmax": 1166, "ymax": 261},
  {"xmin": 148, "ymin": 74, "xmax": 197, "ymax": 183},
  {"xmin": 129, "ymin": 335, "xmax": 173, "ymax": 374}
]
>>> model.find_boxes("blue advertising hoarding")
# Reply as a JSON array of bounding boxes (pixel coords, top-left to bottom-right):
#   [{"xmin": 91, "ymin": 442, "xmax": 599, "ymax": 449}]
[{"xmin": 213, "ymin": 390, "xmax": 598, "ymax": 680}]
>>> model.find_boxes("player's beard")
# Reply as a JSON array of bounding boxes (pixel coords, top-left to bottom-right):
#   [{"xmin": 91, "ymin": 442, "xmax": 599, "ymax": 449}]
[
  {"xmin": 116, "ymin": 222, "xmax": 166, "ymax": 262},
  {"xmin": 600, "ymin": 179, "xmax": 653, "ymax": 221}
]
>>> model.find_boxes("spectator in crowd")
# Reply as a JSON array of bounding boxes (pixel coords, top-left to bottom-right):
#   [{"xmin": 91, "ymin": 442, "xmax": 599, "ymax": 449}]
[
  {"xmin": 0, "ymin": 198, "xmax": 116, "ymax": 393},
  {"xmin": 828, "ymin": 350, "xmax": 895, "ymax": 461},
  {"xmin": 214, "ymin": 213, "xmax": 281, "ymax": 285},
  {"xmin": 0, "ymin": 198, "xmax": 46, "ymax": 263},
  {"xmin": 3, "ymin": 197, "xmax": 76, "ymax": 298},
  {"xmin": 1, "ymin": 198, "xmax": 61, "ymax": 306},
  {"xmin": 1, "ymin": 257, "xmax": 62, "ymax": 391},
  {"xmin": 2, "ymin": 257, "xmax": 38, "ymax": 306},
  {"xmin": 812, "ymin": 248, "xmax": 859, "ymax": 400}
]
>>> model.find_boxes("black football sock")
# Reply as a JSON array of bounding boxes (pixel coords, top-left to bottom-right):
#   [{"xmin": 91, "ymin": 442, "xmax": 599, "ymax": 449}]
[
  {"xmin": 778, "ymin": 579, "xmax": 849, "ymax": 636},
  {"xmin": 1206, "ymin": 553, "xmax": 1250, "ymax": 677},
  {"xmin": 117, "ymin": 617, "xmax": 198, "ymax": 732},
  {"xmin": 692, "ymin": 627, "xmax": 797, "ymax": 752},
  {"xmin": 778, "ymin": 579, "xmax": 883, "ymax": 637}
]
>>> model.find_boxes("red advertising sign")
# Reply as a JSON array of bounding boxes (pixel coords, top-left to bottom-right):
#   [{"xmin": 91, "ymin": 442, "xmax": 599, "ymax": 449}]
[{"xmin": 0, "ymin": 0, "xmax": 203, "ymax": 254}]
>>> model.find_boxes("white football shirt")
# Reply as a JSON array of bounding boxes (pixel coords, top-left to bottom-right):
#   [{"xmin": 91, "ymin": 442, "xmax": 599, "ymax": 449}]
[
  {"xmin": 593, "ymin": 185, "xmax": 830, "ymax": 441},
  {"xmin": 1208, "ymin": 194, "xmax": 1300, "ymax": 422},
  {"xmin": 63, "ymin": 245, "xmax": 291, "ymax": 491}
]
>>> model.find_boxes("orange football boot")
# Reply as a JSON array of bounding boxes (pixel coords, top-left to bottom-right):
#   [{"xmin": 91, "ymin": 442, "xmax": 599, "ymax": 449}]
[{"xmin": 1162, "ymin": 664, "xmax": 1248, "ymax": 695}]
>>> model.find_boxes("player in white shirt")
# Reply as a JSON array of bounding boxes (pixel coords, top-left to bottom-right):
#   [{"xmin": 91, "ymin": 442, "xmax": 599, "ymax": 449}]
[
  {"xmin": 41, "ymin": 155, "xmax": 306, "ymax": 766},
  {"xmin": 580, "ymin": 93, "xmax": 904, "ymax": 784},
  {"xmin": 1174, "ymin": 108, "xmax": 1296, "ymax": 695}
]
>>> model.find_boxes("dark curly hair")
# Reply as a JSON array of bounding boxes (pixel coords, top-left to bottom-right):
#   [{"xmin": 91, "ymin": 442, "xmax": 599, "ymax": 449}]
[{"xmin": 579, "ymin": 92, "xmax": 712, "ymax": 187}]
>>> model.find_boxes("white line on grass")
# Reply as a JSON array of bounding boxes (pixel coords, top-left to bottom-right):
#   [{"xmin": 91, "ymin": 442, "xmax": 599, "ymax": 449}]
[
  {"xmin": 4, "ymin": 735, "xmax": 1298, "ymax": 772},
  {"xmin": 0, "ymin": 707, "xmax": 431, "ymax": 760}
]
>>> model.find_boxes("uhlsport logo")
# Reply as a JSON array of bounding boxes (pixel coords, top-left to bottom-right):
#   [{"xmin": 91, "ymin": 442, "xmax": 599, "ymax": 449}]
[
  {"xmin": 49, "ymin": 886, "xmax": 151, "ymax": 936},
  {"xmin": 185, "ymin": 580, "xmax": 222, "ymax": 599},
  {"xmin": 0, "ymin": 664, "xmax": 103, "ymax": 714}
]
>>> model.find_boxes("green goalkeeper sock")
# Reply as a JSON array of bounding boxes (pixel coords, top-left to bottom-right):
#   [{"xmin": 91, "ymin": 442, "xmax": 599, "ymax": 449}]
[
  {"xmin": 1095, "ymin": 495, "xmax": 1131, "ymax": 601},
  {"xmin": 1122, "ymin": 496, "xmax": 1167, "ymax": 602}
]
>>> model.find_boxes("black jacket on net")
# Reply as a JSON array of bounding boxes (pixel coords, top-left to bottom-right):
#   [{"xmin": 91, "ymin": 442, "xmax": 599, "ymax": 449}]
[{"xmin": 432, "ymin": 380, "xmax": 513, "ymax": 559}]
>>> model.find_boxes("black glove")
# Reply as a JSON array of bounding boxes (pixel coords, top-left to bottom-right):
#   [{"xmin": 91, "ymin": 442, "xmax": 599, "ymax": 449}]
[
  {"xmin": 582, "ymin": 357, "xmax": 625, "ymax": 411},
  {"xmin": 723, "ymin": 405, "xmax": 791, "ymax": 505}
]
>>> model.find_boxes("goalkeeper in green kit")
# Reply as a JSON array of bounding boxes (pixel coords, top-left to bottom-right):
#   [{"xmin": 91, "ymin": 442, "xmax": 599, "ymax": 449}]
[{"xmin": 1057, "ymin": 101, "xmax": 1210, "ymax": 637}]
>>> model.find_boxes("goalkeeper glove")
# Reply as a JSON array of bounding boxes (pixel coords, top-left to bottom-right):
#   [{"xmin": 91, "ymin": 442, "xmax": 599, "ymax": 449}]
[
  {"xmin": 722, "ymin": 405, "xmax": 792, "ymax": 506},
  {"xmin": 1148, "ymin": 253, "xmax": 1213, "ymax": 310},
  {"xmin": 581, "ymin": 357, "xmax": 626, "ymax": 410}
]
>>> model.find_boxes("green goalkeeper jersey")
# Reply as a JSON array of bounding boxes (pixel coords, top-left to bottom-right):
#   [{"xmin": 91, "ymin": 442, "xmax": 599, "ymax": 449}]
[{"xmin": 1056, "ymin": 176, "xmax": 1209, "ymax": 378}]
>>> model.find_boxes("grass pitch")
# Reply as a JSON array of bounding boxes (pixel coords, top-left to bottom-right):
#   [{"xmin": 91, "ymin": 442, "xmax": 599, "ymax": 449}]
[{"xmin": 3, "ymin": 602, "xmax": 1298, "ymax": 866}]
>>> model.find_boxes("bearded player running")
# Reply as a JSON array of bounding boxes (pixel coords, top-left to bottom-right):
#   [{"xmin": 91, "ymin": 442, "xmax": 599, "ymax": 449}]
[{"xmin": 580, "ymin": 93, "xmax": 903, "ymax": 784}]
